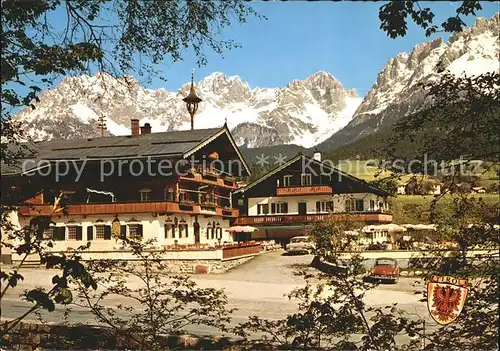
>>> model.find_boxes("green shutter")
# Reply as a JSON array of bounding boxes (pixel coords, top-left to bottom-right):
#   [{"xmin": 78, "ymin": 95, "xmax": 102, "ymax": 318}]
[
  {"xmin": 76, "ymin": 226, "xmax": 83, "ymax": 241},
  {"xmin": 137, "ymin": 224, "xmax": 143, "ymax": 238},
  {"xmin": 120, "ymin": 225, "xmax": 127, "ymax": 239},
  {"xmin": 87, "ymin": 226, "xmax": 94, "ymax": 241},
  {"xmin": 55, "ymin": 227, "xmax": 66, "ymax": 241},
  {"xmin": 104, "ymin": 225, "xmax": 112, "ymax": 240}
]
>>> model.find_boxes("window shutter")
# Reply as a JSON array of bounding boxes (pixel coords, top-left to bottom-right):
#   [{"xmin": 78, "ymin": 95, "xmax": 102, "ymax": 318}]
[
  {"xmin": 120, "ymin": 225, "xmax": 127, "ymax": 239},
  {"xmin": 54, "ymin": 227, "xmax": 65, "ymax": 241},
  {"xmin": 87, "ymin": 226, "xmax": 94, "ymax": 241},
  {"xmin": 271, "ymin": 203, "xmax": 276, "ymax": 214},
  {"xmin": 137, "ymin": 224, "xmax": 143, "ymax": 238},
  {"xmin": 104, "ymin": 225, "xmax": 112, "ymax": 240},
  {"xmin": 283, "ymin": 202, "xmax": 288, "ymax": 214},
  {"xmin": 76, "ymin": 226, "xmax": 83, "ymax": 241}
]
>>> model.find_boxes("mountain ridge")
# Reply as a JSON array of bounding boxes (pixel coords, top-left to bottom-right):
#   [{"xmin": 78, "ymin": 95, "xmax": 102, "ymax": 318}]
[{"xmin": 16, "ymin": 70, "xmax": 361, "ymax": 149}]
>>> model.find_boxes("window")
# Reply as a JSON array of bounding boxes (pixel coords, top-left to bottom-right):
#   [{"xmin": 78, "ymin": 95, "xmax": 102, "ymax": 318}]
[
  {"xmin": 271, "ymin": 203, "xmax": 276, "ymax": 214},
  {"xmin": 128, "ymin": 224, "xmax": 143, "ymax": 239},
  {"xmin": 95, "ymin": 225, "xmax": 105, "ymax": 239},
  {"xmin": 327, "ymin": 201, "xmax": 333, "ymax": 212},
  {"xmin": 345, "ymin": 199, "xmax": 355, "ymax": 212},
  {"xmin": 179, "ymin": 221, "xmax": 188, "ymax": 238},
  {"xmin": 165, "ymin": 187, "xmax": 175, "ymax": 201},
  {"xmin": 68, "ymin": 226, "xmax": 77, "ymax": 240},
  {"xmin": 355, "ymin": 199, "xmax": 364, "ymax": 212},
  {"xmin": 257, "ymin": 204, "xmax": 269, "ymax": 215},
  {"xmin": 283, "ymin": 175, "xmax": 292, "ymax": 187},
  {"xmin": 140, "ymin": 188, "xmax": 151, "ymax": 202},
  {"xmin": 370, "ymin": 200, "xmax": 375, "ymax": 210},
  {"xmin": 316, "ymin": 201, "xmax": 334, "ymax": 213},
  {"xmin": 276, "ymin": 202, "xmax": 288, "ymax": 214},
  {"xmin": 301, "ymin": 173, "xmax": 312, "ymax": 186},
  {"xmin": 164, "ymin": 218, "xmax": 174, "ymax": 238}
]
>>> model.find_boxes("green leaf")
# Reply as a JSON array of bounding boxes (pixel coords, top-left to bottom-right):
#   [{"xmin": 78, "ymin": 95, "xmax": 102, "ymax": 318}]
[{"xmin": 54, "ymin": 288, "xmax": 73, "ymax": 304}]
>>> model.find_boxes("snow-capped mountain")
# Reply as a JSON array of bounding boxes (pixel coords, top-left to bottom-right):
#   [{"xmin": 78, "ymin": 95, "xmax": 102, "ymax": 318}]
[
  {"xmin": 319, "ymin": 13, "xmax": 499, "ymax": 151},
  {"xmin": 16, "ymin": 71, "xmax": 361, "ymax": 148}
]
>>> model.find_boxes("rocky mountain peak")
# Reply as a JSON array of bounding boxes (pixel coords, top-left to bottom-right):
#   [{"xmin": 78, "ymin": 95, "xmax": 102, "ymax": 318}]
[{"xmin": 319, "ymin": 13, "xmax": 499, "ymax": 151}]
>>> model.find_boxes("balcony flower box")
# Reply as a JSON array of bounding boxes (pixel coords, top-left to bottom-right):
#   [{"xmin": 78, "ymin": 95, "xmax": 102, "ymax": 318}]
[
  {"xmin": 179, "ymin": 199, "xmax": 196, "ymax": 205},
  {"xmin": 203, "ymin": 201, "xmax": 218, "ymax": 208}
]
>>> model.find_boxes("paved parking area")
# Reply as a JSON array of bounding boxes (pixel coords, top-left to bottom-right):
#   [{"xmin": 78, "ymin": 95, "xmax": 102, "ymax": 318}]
[{"xmin": 1, "ymin": 250, "xmax": 431, "ymax": 338}]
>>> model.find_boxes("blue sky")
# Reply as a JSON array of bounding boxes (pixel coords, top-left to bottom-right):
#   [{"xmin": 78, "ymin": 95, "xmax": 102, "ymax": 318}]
[{"xmin": 155, "ymin": 1, "xmax": 499, "ymax": 96}]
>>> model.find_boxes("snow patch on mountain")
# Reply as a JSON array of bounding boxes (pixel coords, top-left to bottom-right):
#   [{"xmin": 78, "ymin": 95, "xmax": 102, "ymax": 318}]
[{"xmin": 16, "ymin": 71, "xmax": 360, "ymax": 148}]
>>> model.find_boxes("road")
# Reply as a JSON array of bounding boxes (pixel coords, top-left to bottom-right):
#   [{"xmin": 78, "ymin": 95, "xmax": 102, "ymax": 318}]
[{"xmin": 1, "ymin": 250, "xmax": 433, "ymax": 341}]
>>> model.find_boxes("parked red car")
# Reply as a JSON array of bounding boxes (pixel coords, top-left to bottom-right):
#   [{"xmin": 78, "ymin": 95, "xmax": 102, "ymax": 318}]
[{"xmin": 366, "ymin": 257, "xmax": 400, "ymax": 284}]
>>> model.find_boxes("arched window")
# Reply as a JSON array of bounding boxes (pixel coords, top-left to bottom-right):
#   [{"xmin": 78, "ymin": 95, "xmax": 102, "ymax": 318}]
[
  {"xmin": 211, "ymin": 221, "xmax": 216, "ymax": 239},
  {"xmin": 216, "ymin": 222, "xmax": 222, "ymax": 239},
  {"xmin": 164, "ymin": 217, "xmax": 174, "ymax": 238}
]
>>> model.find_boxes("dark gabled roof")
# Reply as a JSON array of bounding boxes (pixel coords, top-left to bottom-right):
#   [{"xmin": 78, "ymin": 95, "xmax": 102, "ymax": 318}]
[
  {"xmin": 2, "ymin": 125, "xmax": 251, "ymax": 176},
  {"xmin": 234, "ymin": 154, "xmax": 390, "ymax": 197}
]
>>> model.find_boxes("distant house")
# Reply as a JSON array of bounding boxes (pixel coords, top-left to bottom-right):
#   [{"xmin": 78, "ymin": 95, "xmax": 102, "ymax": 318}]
[
  {"xmin": 471, "ymin": 186, "xmax": 487, "ymax": 194},
  {"xmin": 397, "ymin": 178, "xmax": 441, "ymax": 196},
  {"xmin": 429, "ymin": 183, "xmax": 441, "ymax": 195},
  {"xmin": 397, "ymin": 185, "xmax": 406, "ymax": 195}
]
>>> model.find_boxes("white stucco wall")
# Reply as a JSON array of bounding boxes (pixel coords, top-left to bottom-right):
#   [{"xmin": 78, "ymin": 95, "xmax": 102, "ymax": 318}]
[
  {"xmin": 13, "ymin": 212, "xmax": 233, "ymax": 254},
  {"xmin": 248, "ymin": 193, "xmax": 387, "ymax": 216}
]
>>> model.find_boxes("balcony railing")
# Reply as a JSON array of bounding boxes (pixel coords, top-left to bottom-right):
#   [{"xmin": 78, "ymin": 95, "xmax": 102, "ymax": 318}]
[
  {"xmin": 276, "ymin": 185, "xmax": 332, "ymax": 196},
  {"xmin": 235, "ymin": 212, "xmax": 392, "ymax": 225},
  {"xmin": 183, "ymin": 167, "xmax": 237, "ymax": 189},
  {"xmin": 19, "ymin": 201, "xmax": 239, "ymax": 218}
]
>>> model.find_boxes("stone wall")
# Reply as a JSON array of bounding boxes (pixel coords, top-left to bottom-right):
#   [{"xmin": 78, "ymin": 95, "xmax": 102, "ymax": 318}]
[{"xmin": 159, "ymin": 255, "xmax": 255, "ymax": 274}]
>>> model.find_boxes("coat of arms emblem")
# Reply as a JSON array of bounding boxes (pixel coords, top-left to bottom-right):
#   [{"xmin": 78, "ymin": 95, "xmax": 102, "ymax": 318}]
[{"xmin": 427, "ymin": 275, "xmax": 469, "ymax": 325}]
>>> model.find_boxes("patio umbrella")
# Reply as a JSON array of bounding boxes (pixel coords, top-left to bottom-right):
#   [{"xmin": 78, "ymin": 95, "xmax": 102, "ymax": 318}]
[{"xmin": 227, "ymin": 226, "xmax": 258, "ymax": 233}]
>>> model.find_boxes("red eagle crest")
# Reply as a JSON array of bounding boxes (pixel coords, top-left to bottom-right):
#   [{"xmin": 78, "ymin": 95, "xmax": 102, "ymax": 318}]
[
  {"xmin": 427, "ymin": 276, "xmax": 468, "ymax": 325},
  {"xmin": 431, "ymin": 285, "xmax": 461, "ymax": 321}
]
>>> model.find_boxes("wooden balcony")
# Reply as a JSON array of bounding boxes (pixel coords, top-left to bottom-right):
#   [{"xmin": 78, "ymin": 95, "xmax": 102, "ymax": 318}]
[
  {"xmin": 180, "ymin": 174, "xmax": 237, "ymax": 190},
  {"xmin": 18, "ymin": 201, "xmax": 239, "ymax": 218},
  {"xmin": 235, "ymin": 212, "xmax": 392, "ymax": 225},
  {"xmin": 276, "ymin": 185, "xmax": 332, "ymax": 196}
]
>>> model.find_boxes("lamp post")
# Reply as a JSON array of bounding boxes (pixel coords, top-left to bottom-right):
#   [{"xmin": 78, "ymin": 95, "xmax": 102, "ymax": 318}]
[{"xmin": 183, "ymin": 71, "xmax": 202, "ymax": 130}]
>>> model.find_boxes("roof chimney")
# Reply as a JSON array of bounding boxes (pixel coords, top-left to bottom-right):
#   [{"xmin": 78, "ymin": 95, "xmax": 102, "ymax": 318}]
[
  {"xmin": 140, "ymin": 123, "xmax": 152, "ymax": 135},
  {"xmin": 131, "ymin": 119, "xmax": 139, "ymax": 136}
]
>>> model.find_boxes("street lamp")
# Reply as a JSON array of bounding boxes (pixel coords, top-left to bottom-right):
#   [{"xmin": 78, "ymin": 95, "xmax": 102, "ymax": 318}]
[{"xmin": 183, "ymin": 71, "xmax": 202, "ymax": 130}]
